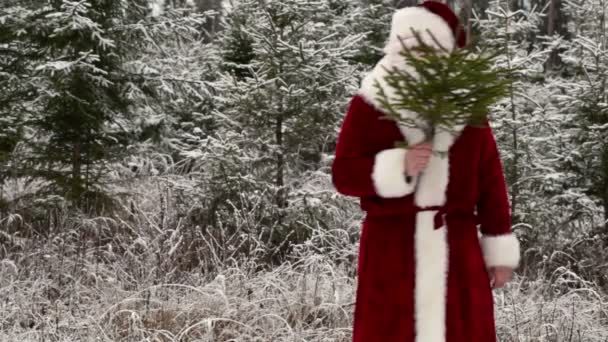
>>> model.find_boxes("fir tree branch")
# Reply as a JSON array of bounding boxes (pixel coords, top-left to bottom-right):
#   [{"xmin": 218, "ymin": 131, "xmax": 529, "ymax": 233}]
[{"xmin": 373, "ymin": 28, "xmax": 513, "ymax": 150}]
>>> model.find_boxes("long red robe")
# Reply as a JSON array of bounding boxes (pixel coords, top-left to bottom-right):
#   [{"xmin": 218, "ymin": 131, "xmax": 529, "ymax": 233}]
[{"xmin": 330, "ymin": 6, "xmax": 520, "ymax": 342}]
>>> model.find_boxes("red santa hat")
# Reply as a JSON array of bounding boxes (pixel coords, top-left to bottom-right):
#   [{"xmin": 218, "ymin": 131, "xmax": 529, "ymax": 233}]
[
  {"xmin": 420, "ymin": 1, "xmax": 467, "ymax": 48},
  {"xmin": 384, "ymin": 1, "xmax": 466, "ymax": 55}
]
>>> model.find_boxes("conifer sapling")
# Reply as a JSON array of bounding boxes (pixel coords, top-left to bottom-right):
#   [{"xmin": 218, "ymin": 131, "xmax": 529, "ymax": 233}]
[{"xmin": 373, "ymin": 29, "xmax": 512, "ymax": 155}]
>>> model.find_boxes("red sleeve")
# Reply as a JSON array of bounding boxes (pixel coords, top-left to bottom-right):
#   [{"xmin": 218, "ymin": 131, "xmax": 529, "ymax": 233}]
[
  {"xmin": 477, "ymin": 125, "xmax": 520, "ymax": 269},
  {"xmin": 331, "ymin": 96, "xmax": 417, "ymax": 198}
]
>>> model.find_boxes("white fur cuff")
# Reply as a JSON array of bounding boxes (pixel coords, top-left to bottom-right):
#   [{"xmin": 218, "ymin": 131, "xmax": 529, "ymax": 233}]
[
  {"xmin": 481, "ymin": 233, "xmax": 521, "ymax": 269},
  {"xmin": 371, "ymin": 148, "xmax": 416, "ymax": 198}
]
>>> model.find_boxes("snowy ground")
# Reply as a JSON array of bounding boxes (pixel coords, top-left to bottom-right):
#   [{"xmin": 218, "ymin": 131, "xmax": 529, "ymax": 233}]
[
  {"xmin": 1, "ymin": 178, "xmax": 607, "ymax": 342},
  {"xmin": 2, "ymin": 245, "xmax": 608, "ymax": 341}
]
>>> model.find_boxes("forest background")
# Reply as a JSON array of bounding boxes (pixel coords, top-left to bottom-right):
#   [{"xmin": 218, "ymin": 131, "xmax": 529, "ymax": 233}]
[{"xmin": 1, "ymin": 0, "xmax": 608, "ymax": 340}]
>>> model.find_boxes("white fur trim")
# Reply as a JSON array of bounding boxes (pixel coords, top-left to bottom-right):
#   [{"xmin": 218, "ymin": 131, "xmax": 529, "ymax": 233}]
[
  {"xmin": 385, "ymin": 6, "xmax": 455, "ymax": 55},
  {"xmin": 414, "ymin": 125, "xmax": 463, "ymax": 207},
  {"xmin": 481, "ymin": 233, "xmax": 521, "ymax": 268},
  {"xmin": 415, "ymin": 210, "xmax": 448, "ymax": 342},
  {"xmin": 358, "ymin": 8, "xmax": 464, "ymax": 342},
  {"xmin": 371, "ymin": 148, "xmax": 417, "ymax": 198},
  {"xmin": 414, "ymin": 153, "xmax": 449, "ymax": 207}
]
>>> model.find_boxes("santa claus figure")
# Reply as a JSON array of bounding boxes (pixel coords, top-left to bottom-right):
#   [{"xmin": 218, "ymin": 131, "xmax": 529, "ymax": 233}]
[{"xmin": 331, "ymin": 2, "xmax": 521, "ymax": 342}]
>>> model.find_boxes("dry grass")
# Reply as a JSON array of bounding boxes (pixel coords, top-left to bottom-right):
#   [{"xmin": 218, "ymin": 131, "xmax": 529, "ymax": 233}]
[
  {"xmin": 1, "ymin": 178, "xmax": 607, "ymax": 342},
  {"xmin": 1, "ymin": 251, "xmax": 355, "ymax": 341}
]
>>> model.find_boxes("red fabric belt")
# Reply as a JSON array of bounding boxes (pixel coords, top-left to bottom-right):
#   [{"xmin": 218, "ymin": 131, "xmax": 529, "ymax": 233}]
[{"xmin": 413, "ymin": 206, "xmax": 477, "ymax": 230}]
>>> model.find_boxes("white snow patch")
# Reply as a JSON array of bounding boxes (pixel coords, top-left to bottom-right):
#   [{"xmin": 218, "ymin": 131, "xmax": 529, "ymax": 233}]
[{"xmin": 151, "ymin": 0, "xmax": 165, "ymax": 17}]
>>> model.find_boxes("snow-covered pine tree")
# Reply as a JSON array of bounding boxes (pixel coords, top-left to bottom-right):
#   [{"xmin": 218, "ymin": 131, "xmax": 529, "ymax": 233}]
[
  {"xmin": 0, "ymin": 0, "xmax": 158, "ymax": 210},
  {"xmin": 123, "ymin": 3, "xmax": 218, "ymax": 161},
  {"xmin": 552, "ymin": 0, "xmax": 608, "ymax": 234},
  {"xmin": 474, "ymin": 1, "xmax": 561, "ymax": 243},
  {"xmin": 209, "ymin": 0, "xmax": 362, "ymax": 262},
  {"xmin": 346, "ymin": 0, "xmax": 394, "ymax": 67},
  {"xmin": 0, "ymin": 6, "xmax": 32, "ymax": 196},
  {"xmin": 475, "ymin": 0, "xmax": 608, "ymax": 283}
]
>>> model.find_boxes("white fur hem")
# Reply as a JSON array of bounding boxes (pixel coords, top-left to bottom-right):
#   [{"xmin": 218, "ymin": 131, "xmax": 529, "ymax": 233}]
[
  {"xmin": 415, "ymin": 210, "xmax": 448, "ymax": 342},
  {"xmin": 481, "ymin": 233, "xmax": 521, "ymax": 268},
  {"xmin": 371, "ymin": 148, "xmax": 416, "ymax": 198}
]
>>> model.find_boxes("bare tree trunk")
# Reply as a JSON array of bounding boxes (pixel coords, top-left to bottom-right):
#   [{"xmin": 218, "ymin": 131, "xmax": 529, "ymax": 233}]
[
  {"xmin": 71, "ymin": 143, "xmax": 82, "ymax": 203},
  {"xmin": 603, "ymin": 166, "xmax": 608, "ymax": 234},
  {"xmin": 547, "ymin": 0, "xmax": 556, "ymax": 35},
  {"xmin": 464, "ymin": 0, "xmax": 472, "ymax": 45},
  {"xmin": 194, "ymin": 0, "xmax": 223, "ymax": 40},
  {"xmin": 599, "ymin": 0, "xmax": 606, "ymax": 45},
  {"xmin": 601, "ymin": 144, "xmax": 608, "ymax": 234},
  {"xmin": 503, "ymin": 1, "xmax": 520, "ymax": 222},
  {"xmin": 599, "ymin": 0, "xmax": 607, "ymax": 234},
  {"xmin": 275, "ymin": 116, "xmax": 286, "ymax": 209},
  {"xmin": 476, "ymin": 0, "xmax": 490, "ymax": 20},
  {"xmin": 545, "ymin": 0, "xmax": 561, "ymax": 70}
]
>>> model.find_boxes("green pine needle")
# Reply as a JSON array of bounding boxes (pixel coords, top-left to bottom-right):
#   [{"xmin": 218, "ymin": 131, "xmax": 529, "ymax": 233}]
[{"xmin": 373, "ymin": 28, "xmax": 513, "ymax": 149}]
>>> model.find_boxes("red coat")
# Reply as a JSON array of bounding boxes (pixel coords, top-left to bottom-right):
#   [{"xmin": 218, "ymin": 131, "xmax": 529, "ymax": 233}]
[{"xmin": 331, "ymin": 7, "xmax": 520, "ymax": 342}]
